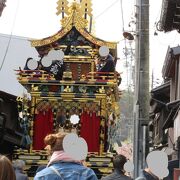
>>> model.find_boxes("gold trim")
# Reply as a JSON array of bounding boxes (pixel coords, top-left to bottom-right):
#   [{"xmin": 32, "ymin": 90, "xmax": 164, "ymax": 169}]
[
  {"xmin": 77, "ymin": 26, "xmax": 117, "ymax": 49},
  {"xmin": 80, "ymin": 0, "xmax": 93, "ymax": 17},
  {"xmin": 30, "ymin": 2, "xmax": 117, "ymax": 49},
  {"xmin": 30, "ymin": 26, "xmax": 71, "ymax": 47},
  {"xmin": 30, "ymin": 96, "xmax": 36, "ymax": 152},
  {"xmin": 56, "ymin": 0, "xmax": 69, "ymax": 16}
]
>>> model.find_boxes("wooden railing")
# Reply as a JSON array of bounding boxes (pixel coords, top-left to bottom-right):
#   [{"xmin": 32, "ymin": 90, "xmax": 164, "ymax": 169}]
[
  {"xmin": 87, "ymin": 71, "xmax": 121, "ymax": 83},
  {"xmin": 15, "ymin": 69, "xmax": 122, "ymax": 85},
  {"xmin": 15, "ymin": 70, "xmax": 55, "ymax": 81}
]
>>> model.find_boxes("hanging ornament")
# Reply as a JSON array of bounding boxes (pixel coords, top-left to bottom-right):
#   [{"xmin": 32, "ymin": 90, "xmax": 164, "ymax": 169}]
[{"xmin": 56, "ymin": 0, "xmax": 69, "ymax": 18}]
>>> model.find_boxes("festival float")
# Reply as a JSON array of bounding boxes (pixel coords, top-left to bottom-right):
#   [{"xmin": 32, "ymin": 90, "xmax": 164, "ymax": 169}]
[{"xmin": 14, "ymin": 0, "xmax": 122, "ymax": 178}]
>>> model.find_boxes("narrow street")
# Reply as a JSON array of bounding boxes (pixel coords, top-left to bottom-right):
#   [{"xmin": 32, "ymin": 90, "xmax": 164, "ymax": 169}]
[{"xmin": 0, "ymin": 0, "xmax": 180, "ymax": 180}]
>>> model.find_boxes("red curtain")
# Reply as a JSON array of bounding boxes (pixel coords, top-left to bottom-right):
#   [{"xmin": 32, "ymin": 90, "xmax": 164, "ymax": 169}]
[
  {"xmin": 80, "ymin": 112, "xmax": 100, "ymax": 152},
  {"xmin": 33, "ymin": 108, "xmax": 53, "ymax": 150}
]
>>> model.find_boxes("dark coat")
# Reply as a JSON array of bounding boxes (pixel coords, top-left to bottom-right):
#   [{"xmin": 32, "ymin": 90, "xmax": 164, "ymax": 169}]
[
  {"xmin": 98, "ymin": 54, "xmax": 115, "ymax": 72},
  {"xmin": 138, "ymin": 170, "xmax": 170, "ymax": 180},
  {"xmin": 101, "ymin": 171, "xmax": 132, "ymax": 180},
  {"xmin": 15, "ymin": 169, "xmax": 29, "ymax": 180}
]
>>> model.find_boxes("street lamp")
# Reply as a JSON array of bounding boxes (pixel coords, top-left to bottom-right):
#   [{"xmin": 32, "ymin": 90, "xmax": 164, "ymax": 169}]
[{"xmin": 123, "ymin": 32, "xmax": 134, "ymax": 41}]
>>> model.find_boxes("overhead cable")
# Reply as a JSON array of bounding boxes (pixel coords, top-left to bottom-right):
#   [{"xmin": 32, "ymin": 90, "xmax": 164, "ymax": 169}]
[
  {"xmin": 0, "ymin": 0, "xmax": 20, "ymax": 71},
  {"xmin": 94, "ymin": 0, "xmax": 119, "ymax": 19}
]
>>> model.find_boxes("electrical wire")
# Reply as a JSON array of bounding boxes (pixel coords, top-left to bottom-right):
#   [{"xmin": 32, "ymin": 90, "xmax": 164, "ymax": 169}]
[
  {"xmin": 119, "ymin": 0, "xmax": 133, "ymax": 91},
  {"xmin": 119, "ymin": 0, "xmax": 124, "ymax": 32},
  {"xmin": 0, "ymin": 0, "xmax": 20, "ymax": 71},
  {"xmin": 94, "ymin": 0, "xmax": 141, "ymax": 42},
  {"xmin": 94, "ymin": 0, "xmax": 119, "ymax": 20}
]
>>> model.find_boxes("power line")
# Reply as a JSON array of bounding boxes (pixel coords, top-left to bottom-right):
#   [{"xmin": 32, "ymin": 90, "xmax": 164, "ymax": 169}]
[
  {"xmin": 94, "ymin": 0, "xmax": 119, "ymax": 19},
  {"xmin": 64, "ymin": 0, "xmax": 134, "ymax": 94},
  {"xmin": 0, "ymin": 0, "xmax": 20, "ymax": 71},
  {"xmin": 119, "ymin": 0, "xmax": 124, "ymax": 32},
  {"xmin": 0, "ymin": 35, "xmax": 12, "ymax": 70}
]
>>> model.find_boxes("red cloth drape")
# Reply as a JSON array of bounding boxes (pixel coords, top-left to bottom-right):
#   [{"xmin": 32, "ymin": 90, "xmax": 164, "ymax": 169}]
[
  {"xmin": 33, "ymin": 108, "xmax": 53, "ymax": 150},
  {"xmin": 80, "ymin": 112, "xmax": 100, "ymax": 152}
]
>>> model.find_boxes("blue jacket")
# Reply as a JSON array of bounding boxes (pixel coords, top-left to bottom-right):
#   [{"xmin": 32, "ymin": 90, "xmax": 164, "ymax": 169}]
[{"xmin": 34, "ymin": 161, "xmax": 98, "ymax": 180}]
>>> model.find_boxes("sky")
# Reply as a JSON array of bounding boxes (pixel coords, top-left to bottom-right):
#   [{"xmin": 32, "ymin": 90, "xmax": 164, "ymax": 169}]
[{"xmin": 1, "ymin": 0, "xmax": 180, "ymax": 93}]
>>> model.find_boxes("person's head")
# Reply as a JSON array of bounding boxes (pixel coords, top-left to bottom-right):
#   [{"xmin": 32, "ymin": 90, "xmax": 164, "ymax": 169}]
[
  {"xmin": 44, "ymin": 132, "xmax": 67, "ymax": 154},
  {"xmin": 13, "ymin": 159, "xmax": 25, "ymax": 171},
  {"xmin": 113, "ymin": 154, "xmax": 127, "ymax": 173},
  {"xmin": 146, "ymin": 151, "xmax": 169, "ymax": 179},
  {"xmin": 0, "ymin": 155, "xmax": 16, "ymax": 180}
]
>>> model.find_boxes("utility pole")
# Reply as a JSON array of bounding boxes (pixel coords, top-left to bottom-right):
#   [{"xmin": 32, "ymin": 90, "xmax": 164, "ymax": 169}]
[{"xmin": 134, "ymin": 0, "xmax": 149, "ymax": 178}]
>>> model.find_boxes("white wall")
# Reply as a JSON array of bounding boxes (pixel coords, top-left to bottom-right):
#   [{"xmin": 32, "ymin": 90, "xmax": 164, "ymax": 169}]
[{"xmin": 0, "ymin": 33, "xmax": 39, "ymax": 96}]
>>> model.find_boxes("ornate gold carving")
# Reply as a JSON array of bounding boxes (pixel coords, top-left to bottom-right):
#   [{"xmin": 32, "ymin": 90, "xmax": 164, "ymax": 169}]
[
  {"xmin": 30, "ymin": 96, "xmax": 36, "ymax": 152},
  {"xmin": 30, "ymin": 28, "xmax": 70, "ymax": 47},
  {"xmin": 62, "ymin": 71, "xmax": 72, "ymax": 80},
  {"xmin": 77, "ymin": 26, "xmax": 117, "ymax": 49},
  {"xmin": 80, "ymin": 74, "xmax": 86, "ymax": 81},
  {"xmin": 106, "ymin": 96, "xmax": 112, "ymax": 104},
  {"xmin": 99, "ymin": 168, "xmax": 113, "ymax": 173},
  {"xmin": 31, "ymin": 85, "xmax": 39, "ymax": 92},
  {"xmin": 56, "ymin": 0, "xmax": 69, "ymax": 16},
  {"xmin": 30, "ymin": 2, "xmax": 117, "ymax": 49},
  {"xmin": 60, "ymin": 3, "xmax": 88, "ymax": 28},
  {"xmin": 63, "ymin": 85, "xmax": 72, "ymax": 92},
  {"xmin": 99, "ymin": 86, "xmax": 105, "ymax": 94},
  {"xmin": 101, "ymin": 99, "xmax": 106, "ymax": 118},
  {"xmin": 80, "ymin": 0, "xmax": 93, "ymax": 17}
]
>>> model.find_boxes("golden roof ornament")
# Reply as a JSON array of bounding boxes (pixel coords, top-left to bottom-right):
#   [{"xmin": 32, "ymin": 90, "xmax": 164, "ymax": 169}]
[
  {"xmin": 80, "ymin": 0, "xmax": 93, "ymax": 18},
  {"xmin": 56, "ymin": 0, "xmax": 69, "ymax": 17},
  {"xmin": 56, "ymin": 0, "xmax": 93, "ymax": 30},
  {"xmin": 60, "ymin": 1, "xmax": 88, "ymax": 29},
  {"xmin": 30, "ymin": 0, "xmax": 117, "ymax": 49}
]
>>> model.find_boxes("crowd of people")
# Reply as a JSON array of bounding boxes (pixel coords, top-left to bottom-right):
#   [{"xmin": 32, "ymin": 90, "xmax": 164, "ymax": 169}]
[
  {"xmin": 0, "ymin": 155, "xmax": 28, "ymax": 180},
  {"xmin": 0, "ymin": 131, "xmax": 173, "ymax": 180},
  {"xmin": 0, "ymin": 132, "xmax": 132, "ymax": 180}
]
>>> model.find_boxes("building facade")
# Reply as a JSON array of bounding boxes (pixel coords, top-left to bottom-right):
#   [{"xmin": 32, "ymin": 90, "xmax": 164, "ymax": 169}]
[{"xmin": 0, "ymin": 0, "xmax": 6, "ymax": 16}]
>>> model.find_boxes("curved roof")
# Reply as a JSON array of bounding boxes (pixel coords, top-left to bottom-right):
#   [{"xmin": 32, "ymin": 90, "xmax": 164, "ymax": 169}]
[{"xmin": 30, "ymin": 2, "xmax": 117, "ymax": 49}]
